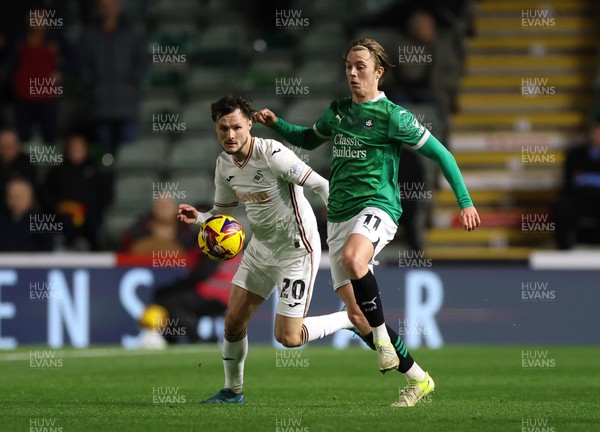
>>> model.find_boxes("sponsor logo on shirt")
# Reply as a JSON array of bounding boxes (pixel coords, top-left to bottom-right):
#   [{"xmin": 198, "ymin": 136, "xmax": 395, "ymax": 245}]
[
  {"xmin": 235, "ymin": 190, "xmax": 271, "ymax": 203},
  {"xmin": 253, "ymin": 170, "xmax": 265, "ymax": 183},
  {"xmin": 333, "ymin": 134, "xmax": 367, "ymax": 159}
]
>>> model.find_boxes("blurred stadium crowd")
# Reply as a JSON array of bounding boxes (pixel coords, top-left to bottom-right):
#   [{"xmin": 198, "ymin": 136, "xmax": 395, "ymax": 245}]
[{"xmin": 1, "ymin": 0, "xmax": 599, "ymax": 255}]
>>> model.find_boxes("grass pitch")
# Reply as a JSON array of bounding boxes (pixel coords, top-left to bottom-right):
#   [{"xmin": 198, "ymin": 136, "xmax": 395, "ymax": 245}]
[{"xmin": 1, "ymin": 345, "xmax": 599, "ymax": 432}]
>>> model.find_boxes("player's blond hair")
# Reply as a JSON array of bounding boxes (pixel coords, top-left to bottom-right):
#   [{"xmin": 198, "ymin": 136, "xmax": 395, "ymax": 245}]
[{"xmin": 343, "ymin": 38, "xmax": 395, "ymax": 85}]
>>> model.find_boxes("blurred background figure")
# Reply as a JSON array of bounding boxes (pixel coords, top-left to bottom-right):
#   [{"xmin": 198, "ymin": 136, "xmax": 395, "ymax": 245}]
[
  {"xmin": 0, "ymin": 178, "xmax": 53, "ymax": 251},
  {"xmin": 394, "ymin": 9, "xmax": 462, "ymax": 144},
  {"xmin": 6, "ymin": 8, "xmax": 73, "ymax": 145},
  {"xmin": 128, "ymin": 201, "xmax": 232, "ymax": 345},
  {"xmin": 145, "ymin": 253, "xmax": 238, "ymax": 345},
  {"xmin": 42, "ymin": 134, "xmax": 112, "ymax": 250},
  {"xmin": 80, "ymin": 0, "xmax": 146, "ymax": 157},
  {"xmin": 554, "ymin": 121, "xmax": 600, "ymax": 250},
  {"xmin": 0, "ymin": 128, "xmax": 38, "ymax": 211},
  {"xmin": 121, "ymin": 197, "xmax": 195, "ymax": 253}
]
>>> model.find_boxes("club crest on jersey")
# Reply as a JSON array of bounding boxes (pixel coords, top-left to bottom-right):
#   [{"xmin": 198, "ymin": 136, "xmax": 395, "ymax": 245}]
[
  {"xmin": 253, "ymin": 169, "xmax": 264, "ymax": 183},
  {"xmin": 364, "ymin": 118, "xmax": 374, "ymax": 130}
]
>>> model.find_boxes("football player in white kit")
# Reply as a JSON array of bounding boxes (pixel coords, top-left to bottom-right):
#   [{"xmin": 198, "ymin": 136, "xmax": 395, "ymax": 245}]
[{"xmin": 178, "ymin": 95, "xmax": 353, "ymax": 404}]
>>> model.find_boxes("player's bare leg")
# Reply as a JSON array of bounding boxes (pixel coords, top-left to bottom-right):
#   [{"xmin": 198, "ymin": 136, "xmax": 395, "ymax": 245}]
[
  {"xmin": 338, "ymin": 243, "xmax": 435, "ymax": 406},
  {"xmin": 341, "ymin": 233, "xmax": 399, "ymax": 372},
  {"xmin": 336, "ymin": 284, "xmax": 371, "ymax": 335},
  {"xmin": 201, "ymin": 284, "xmax": 263, "ymax": 404},
  {"xmin": 274, "ymin": 312, "xmax": 353, "ymax": 348}
]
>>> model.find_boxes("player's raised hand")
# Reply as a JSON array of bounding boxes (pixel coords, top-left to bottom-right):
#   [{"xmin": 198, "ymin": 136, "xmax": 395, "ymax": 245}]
[
  {"xmin": 459, "ymin": 206, "xmax": 481, "ymax": 231},
  {"xmin": 252, "ymin": 109, "xmax": 278, "ymax": 127},
  {"xmin": 177, "ymin": 204, "xmax": 198, "ymax": 224}
]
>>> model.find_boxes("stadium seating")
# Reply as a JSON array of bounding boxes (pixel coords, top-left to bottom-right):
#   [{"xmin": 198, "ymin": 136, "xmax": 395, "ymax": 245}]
[
  {"xmin": 114, "ymin": 139, "xmax": 168, "ymax": 173},
  {"xmin": 428, "ymin": 0, "xmax": 598, "ymax": 259},
  {"xmin": 166, "ymin": 136, "xmax": 220, "ymax": 173}
]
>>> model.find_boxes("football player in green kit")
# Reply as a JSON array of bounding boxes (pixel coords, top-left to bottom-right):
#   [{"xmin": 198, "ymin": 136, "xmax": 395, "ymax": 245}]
[{"xmin": 253, "ymin": 38, "xmax": 480, "ymax": 407}]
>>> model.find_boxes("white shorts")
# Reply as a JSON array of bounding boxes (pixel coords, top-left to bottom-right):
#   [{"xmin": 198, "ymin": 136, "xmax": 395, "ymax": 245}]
[
  {"xmin": 232, "ymin": 239, "xmax": 320, "ymax": 318},
  {"xmin": 327, "ymin": 207, "xmax": 398, "ymax": 290}
]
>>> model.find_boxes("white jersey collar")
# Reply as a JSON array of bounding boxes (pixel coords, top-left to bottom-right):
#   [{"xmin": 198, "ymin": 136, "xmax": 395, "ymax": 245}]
[{"xmin": 369, "ymin": 91, "xmax": 386, "ymax": 102}]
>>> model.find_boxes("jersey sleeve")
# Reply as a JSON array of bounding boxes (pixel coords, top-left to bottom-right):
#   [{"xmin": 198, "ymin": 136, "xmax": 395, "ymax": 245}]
[
  {"xmin": 266, "ymin": 141, "xmax": 315, "ymax": 186},
  {"xmin": 213, "ymin": 159, "xmax": 239, "ymax": 210},
  {"xmin": 418, "ymin": 135, "xmax": 473, "ymax": 209},
  {"xmin": 269, "ymin": 103, "xmax": 334, "ymax": 150},
  {"xmin": 388, "ymin": 106, "xmax": 431, "ymax": 150},
  {"xmin": 312, "ymin": 103, "xmax": 335, "ymax": 140}
]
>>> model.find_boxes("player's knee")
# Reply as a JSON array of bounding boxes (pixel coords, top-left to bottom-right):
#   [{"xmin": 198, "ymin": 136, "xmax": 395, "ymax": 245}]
[
  {"xmin": 224, "ymin": 312, "xmax": 246, "ymax": 336},
  {"xmin": 341, "ymin": 251, "xmax": 366, "ymax": 279},
  {"xmin": 275, "ymin": 332, "xmax": 302, "ymax": 348}
]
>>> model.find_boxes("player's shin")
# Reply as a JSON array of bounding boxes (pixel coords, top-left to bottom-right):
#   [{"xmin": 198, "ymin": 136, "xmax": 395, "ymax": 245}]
[
  {"xmin": 301, "ymin": 312, "xmax": 353, "ymax": 344},
  {"xmin": 222, "ymin": 328, "xmax": 248, "ymax": 394},
  {"xmin": 350, "ymin": 270, "xmax": 390, "ymax": 344}
]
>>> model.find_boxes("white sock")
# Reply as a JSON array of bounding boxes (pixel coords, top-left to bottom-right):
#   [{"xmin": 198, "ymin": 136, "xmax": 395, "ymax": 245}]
[
  {"xmin": 303, "ymin": 311, "xmax": 353, "ymax": 342},
  {"xmin": 404, "ymin": 362, "xmax": 426, "ymax": 382},
  {"xmin": 372, "ymin": 324, "xmax": 391, "ymax": 344},
  {"xmin": 222, "ymin": 334, "xmax": 248, "ymax": 394}
]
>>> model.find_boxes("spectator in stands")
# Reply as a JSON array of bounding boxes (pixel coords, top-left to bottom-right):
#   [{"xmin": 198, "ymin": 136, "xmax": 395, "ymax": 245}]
[
  {"xmin": 121, "ymin": 197, "xmax": 197, "ymax": 253},
  {"xmin": 80, "ymin": 0, "xmax": 146, "ymax": 157},
  {"xmin": 398, "ymin": 146, "xmax": 427, "ymax": 252},
  {"xmin": 0, "ymin": 3, "xmax": 27, "ymax": 102},
  {"xmin": 0, "ymin": 178, "xmax": 53, "ymax": 251},
  {"xmin": 42, "ymin": 133, "xmax": 112, "ymax": 250},
  {"xmin": 6, "ymin": 9, "xmax": 73, "ymax": 145},
  {"xmin": 554, "ymin": 121, "xmax": 600, "ymax": 249},
  {"xmin": 127, "ymin": 200, "xmax": 229, "ymax": 344},
  {"xmin": 150, "ymin": 253, "xmax": 239, "ymax": 344},
  {"xmin": 393, "ymin": 10, "xmax": 462, "ymax": 143},
  {"xmin": 0, "ymin": 128, "xmax": 38, "ymax": 211}
]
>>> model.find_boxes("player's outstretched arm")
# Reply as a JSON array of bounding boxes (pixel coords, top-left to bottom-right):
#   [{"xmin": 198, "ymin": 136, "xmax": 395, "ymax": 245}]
[
  {"xmin": 177, "ymin": 204, "xmax": 198, "ymax": 224},
  {"xmin": 253, "ymin": 108, "xmax": 326, "ymax": 150},
  {"xmin": 178, "ymin": 204, "xmax": 221, "ymax": 226},
  {"xmin": 252, "ymin": 108, "xmax": 278, "ymax": 126},
  {"xmin": 417, "ymin": 136, "xmax": 481, "ymax": 231},
  {"xmin": 301, "ymin": 171, "xmax": 329, "ymax": 207},
  {"xmin": 459, "ymin": 206, "xmax": 481, "ymax": 232}
]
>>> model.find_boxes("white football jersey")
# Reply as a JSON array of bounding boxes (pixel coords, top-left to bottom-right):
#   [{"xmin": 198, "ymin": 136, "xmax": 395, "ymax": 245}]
[{"xmin": 213, "ymin": 137, "xmax": 321, "ymax": 258}]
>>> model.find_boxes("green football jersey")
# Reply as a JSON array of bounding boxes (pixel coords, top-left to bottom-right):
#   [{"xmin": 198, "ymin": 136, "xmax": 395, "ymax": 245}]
[
  {"xmin": 270, "ymin": 93, "xmax": 473, "ymax": 224},
  {"xmin": 311, "ymin": 94, "xmax": 430, "ymax": 223}
]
